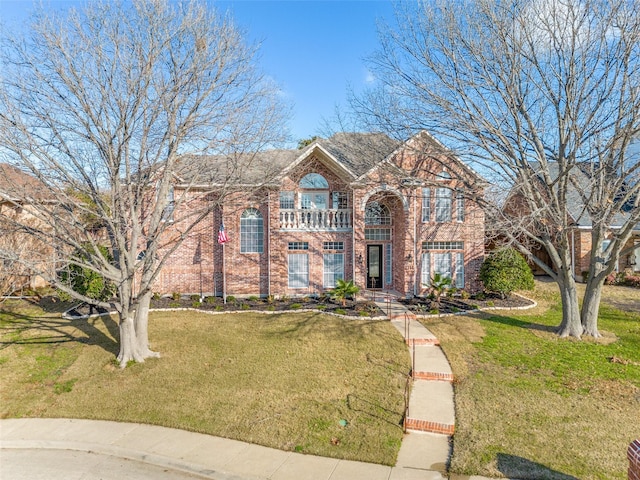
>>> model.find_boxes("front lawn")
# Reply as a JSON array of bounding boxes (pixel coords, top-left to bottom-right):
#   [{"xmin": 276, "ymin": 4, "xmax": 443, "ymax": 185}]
[
  {"xmin": 427, "ymin": 280, "xmax": 640, "ymax": 480},
  {"xmin": 0, "ymin": 304, "xmax": 409, "ymax": 465}
]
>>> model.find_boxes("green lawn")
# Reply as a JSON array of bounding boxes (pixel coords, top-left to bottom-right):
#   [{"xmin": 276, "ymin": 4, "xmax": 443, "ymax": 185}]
[
  {"xmin": 425, "ymin": 281, "xmax": 640, "ymax": 480},
  {"xmin": 0, "ymin": 304, "xmax": 410, "ymax": 465}
]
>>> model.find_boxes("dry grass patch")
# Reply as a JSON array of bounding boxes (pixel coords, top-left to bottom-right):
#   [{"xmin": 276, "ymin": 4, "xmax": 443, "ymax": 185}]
[
  {"xmin": 426, "ymin": 280, "xmax": 640, "ymax": 480},
  {"xmin": 0, "ymin": 305, "xmax": 409, "ymax": 465}
]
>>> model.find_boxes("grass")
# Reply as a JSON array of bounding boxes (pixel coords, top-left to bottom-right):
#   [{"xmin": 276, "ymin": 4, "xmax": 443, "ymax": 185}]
[
  {"xmin": 424, "ymin": 280, "xmax": 640, "ymax": 480},
  {"xmin": 0, "ymin": 304, "xmax": 409, "ymax": 465}
]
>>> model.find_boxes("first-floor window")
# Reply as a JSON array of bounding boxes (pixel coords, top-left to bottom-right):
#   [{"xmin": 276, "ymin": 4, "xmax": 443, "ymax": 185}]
[
  {"xmin": 240, "ymin": 208, "xmax": 263, "ymax": 253},
  {"xmin": 323, "ymin": 253, "xmax": 344, "ymax": 288},
  {"xmin": 433, "ymin": 252, "xmax": 452, "ymax": 279},
  {"xmin": 421, "ymin": 252, "xmax": 430, "ymax": 287},
  {"xmin": 455, "ymin": 252, "xmax": 464, "ymax": 288},
  {"xmin": 288, "ymin": 254, "xmax": 309, "ymax": 289}
]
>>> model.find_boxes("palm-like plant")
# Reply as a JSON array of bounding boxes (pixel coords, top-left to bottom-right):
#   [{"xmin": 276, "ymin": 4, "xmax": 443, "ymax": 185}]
[
  {"xmin": 330, "ymin": 279, "xmax": 360, "ymax": 306},
  {"xmin": 426, "ymin": 273, "xmax": 452, "ymax": 309}
]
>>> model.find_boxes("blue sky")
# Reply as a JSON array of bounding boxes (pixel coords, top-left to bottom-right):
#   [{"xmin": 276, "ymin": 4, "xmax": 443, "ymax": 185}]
[{"xmin": 1, "ymin": 0, "xmax": 396, "ymax": 145}]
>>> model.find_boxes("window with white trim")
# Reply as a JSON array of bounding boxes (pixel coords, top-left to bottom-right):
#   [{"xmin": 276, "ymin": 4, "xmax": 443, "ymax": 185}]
[
  {"xmin": 434, "ymin": 252, "xmax": 452, "ymax": 279},
  {"xmin": 288, "ymin": 242, "xmax": 309, "ymax": 250},
  {"xmin": 365, "ymin": 202, "xmax": 392, "ymax": 225},
  {"xmin": 421, "ymin": 252, "xmax": 431, "ymax": 286},
  {"xmin": 455, "ymin": 252, "xmax": 464, "ymax": 288},
  {"xmin": 323, "ymin": 253, "xmax": 344, "ymax": 288},
  {"xmin": 280, "ymin": 191, "xmax": 294, "ymax": 209},
  {"xmin": 288, "ymin": 254, "xmax": 309, "ymax": 288},
  {"xmin": 332, "ymin": 192, "xmax": 348, "ymax": 209},
  {"xmin": 422, "ymin": 188, "xmax": 431, "ymax": 222},
  {"xmin": 456, "ymin": 190, "xmax": 465, "ymax": 222},
  {"xmin": 323, "ymin": 242, "xmax": 344, "ymax": 250},
  {"xmin": 365, "ymin": 228, "xmax": 391, "ymax": 241},
  {"xmin": 240, "ymin": 208, "xmax": 263, "ymax": 253},
  {"xmin": 435, "ymin": 188, "xmax": 452, "ymax": 222}
]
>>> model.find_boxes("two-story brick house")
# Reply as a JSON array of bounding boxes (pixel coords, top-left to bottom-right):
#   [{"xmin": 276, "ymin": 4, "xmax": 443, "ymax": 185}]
[{"xmin": 154, "ymin": 131, "xmax": 486, "ymax": 298}]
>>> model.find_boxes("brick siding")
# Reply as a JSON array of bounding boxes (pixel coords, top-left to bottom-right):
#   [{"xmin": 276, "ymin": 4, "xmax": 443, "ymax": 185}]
[{"xmin": 154, "ymin": 144, "xmax": 485, "ymax": 298}]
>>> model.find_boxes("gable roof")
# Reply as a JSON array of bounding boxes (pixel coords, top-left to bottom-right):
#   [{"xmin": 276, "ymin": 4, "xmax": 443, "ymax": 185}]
[{"xmin": 174, "ymin": 131, "xmax": 482, "ymax": 188}]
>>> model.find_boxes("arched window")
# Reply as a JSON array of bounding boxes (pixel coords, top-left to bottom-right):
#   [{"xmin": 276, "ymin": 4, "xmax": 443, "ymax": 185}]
[
  {"xmin": 299, "ymin": 173, "xmax": 329, "ymax": 210},
  {"xmin": 436, "ymin": 170, "xmax": 452, "ymax": 180},
  {"xmin": 300, "ymin": 173, "xmax": 329, "ymax": 189},
  {"xmin": 240, "ymin": 208, "xmax": 263, "ymax": 253},
  {"xmin": 365, "ymin": 201, "xmax": 392, "ymax": 225}
]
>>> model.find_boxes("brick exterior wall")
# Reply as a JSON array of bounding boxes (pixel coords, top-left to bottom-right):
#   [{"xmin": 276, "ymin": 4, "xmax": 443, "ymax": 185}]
[
  {"xmin": 629, "ymin": 439, "xmax": 640, "ymax": 480},
  {"xmin": 154, "ymin": 141, "xmax": 485, "ymax": 297}
]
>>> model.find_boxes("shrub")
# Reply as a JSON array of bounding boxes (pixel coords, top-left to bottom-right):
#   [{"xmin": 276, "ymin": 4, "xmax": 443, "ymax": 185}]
[
  {"xmin": 335, "ymin": 308, "xmax": 347, "ymax": 315},
  {"xmin": 248, "ymin": 295, "xmax": 259, "ymax": 302},
  {"xmin": 58, "ymin": 244, "xmax": 116, "ymax": 302},
  {"xmin": 204, "ymin": 296, "xmax": 217, "ymax": 304},
  {"xmin": 214, "ymin": 305, "xmax": 223, "ymax": 311},
  {"xmin": 169, "ymin": 301, "xmax": 181, "ymax": 308},
  {"xmin": 152, "ymin": 292, "xmax": 161, "ymax": 301},
  {"xmin": 190, "ymin": 294, "xmax": 200, "ymax": 302},
  {"xmin": 316, "ymin": 304, "xmax": 326, "ymax": 310},
  {"xmin": 480, "ymin": 248, "xmax": 534, "ymax": 299},
  {"xmin": 241, "ymin": 303, "xmax": 250, "ymax": 310},
  {"xmin": 191, "ymin": 300, "xmax": 201, "ymax": 308},
  {"xmin": 171, "ymin": 292, "xmax": 181, "ymax": 301},
  {"xmin": 359, "ymin": 310, "xmax": 370, "ymax": 317},
  {"xmin": 226, "ymin": 295, "xmax": 236, "ymax": 303},
  {"xmin": 459, "ymin": 290, "xmax": 470, "ymax": 300},
  {"xmin": 290, "ymin": 303, "xmax": 302, "ymax": 310}
]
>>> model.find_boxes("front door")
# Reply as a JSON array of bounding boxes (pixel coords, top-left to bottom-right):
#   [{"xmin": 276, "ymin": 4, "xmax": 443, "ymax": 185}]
[{"xmin": 367, "ymin": 244, "xmax": 383, "ymax": 289}]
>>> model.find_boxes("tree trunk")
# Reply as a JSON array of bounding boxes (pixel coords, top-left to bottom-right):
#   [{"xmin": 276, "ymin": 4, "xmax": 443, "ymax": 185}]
[
  {"xmin": 134, "ymin": 291, "xmax": 160, "ymax": 359},
  {"xmin": 581, "ymin": 277, "xmax": 604, "ymax": 338},
  {"xmin": 117, "ymin": 311, "xmax": 146, "ymax": 368},
  {"xmin": 556, "ymin": 270, "xmax": 583, "ymax": 338}
]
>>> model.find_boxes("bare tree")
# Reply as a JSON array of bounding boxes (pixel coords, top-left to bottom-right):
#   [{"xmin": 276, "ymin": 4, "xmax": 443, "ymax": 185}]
[
  {"xmin": 353, "ymin": 0, "xmax": 640, "ymax": 337},
  {"xmin": 0, "ymin": 0, "xmax": 289, "ymax": 366}
]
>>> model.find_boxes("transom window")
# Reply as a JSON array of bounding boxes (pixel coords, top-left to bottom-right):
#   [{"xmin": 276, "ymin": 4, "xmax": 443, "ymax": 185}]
[
  {"xmin": 365, "ymin": 228, "xmax": 391, "ymax": 241},
  {"xmin": 288, "ymin": 242, "xmax": 309, "ymax": 250},
  {"xmin": 323, "ymin": 241, "xmax": 344, "ymax": 250},
  {"xmin": 240, "ymin": 208, "xmax": 263, "ymax": 253},
  {"xmin": 437, "ymin": 170, "xmax": 452, "ymax": 180},
  {"xmin": 365, "ymin": 201, "xmax": 392, "ymax": 225},
  {"xmin": 423, "ymin": 241, "xmax": 464, "ymax": 250}
]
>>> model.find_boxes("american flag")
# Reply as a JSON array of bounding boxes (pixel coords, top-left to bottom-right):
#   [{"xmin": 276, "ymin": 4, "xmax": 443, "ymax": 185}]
[{"xmin": 217, "ymin": 221, "xmax": 229, "ymax": 244}]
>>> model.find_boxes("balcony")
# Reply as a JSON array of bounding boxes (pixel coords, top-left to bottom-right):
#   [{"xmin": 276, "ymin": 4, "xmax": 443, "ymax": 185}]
[{"xmin": 279, "ymin": 209, "xmax": 352, "ymax": 230}]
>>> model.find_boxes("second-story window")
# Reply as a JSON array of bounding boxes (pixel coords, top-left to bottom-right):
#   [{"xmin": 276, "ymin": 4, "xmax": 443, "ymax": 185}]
[
  {"xmin": 300, "ymin": 173, "xmax": 329, "ymax": 210},
  {"xmin": 332, "ymin": 191, "xmax": 348, "ymax": 209},
  {"xmin": 435, "ymin": 188, "xmax": 452, "ymax": 222},
  {"xmin": 365, "ymin": 201, "xmax": 391, "ymax": 225},
  {"xmin": 280, "ymin": 191, "xmax": 294, "ymax": 209},
  {"xmin": 456, "ymin": 189, "xmax": 465, "ymax": 222}
]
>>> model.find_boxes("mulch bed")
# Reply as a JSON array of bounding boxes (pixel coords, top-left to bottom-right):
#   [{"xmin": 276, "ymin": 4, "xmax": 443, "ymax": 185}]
[{"xmin": 399, "ymin": 292, "xmax": 534, "ymax": 315}]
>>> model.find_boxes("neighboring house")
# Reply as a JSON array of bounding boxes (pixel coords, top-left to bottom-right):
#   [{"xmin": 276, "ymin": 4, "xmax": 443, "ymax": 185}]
[
  {"xmin": 500, "ymin": 161, "xmax": 640, "ymax": 279},
  {"xmin": 154, "ymin": 131, "xmax": 486, "ymax": 298},
  {"xmin": 0, "ymin": 163, "xmax": 54, "ymax": 291}
]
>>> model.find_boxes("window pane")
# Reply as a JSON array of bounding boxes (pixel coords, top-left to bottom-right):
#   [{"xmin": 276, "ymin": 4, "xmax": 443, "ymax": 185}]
[
  {"xmin": 240, "ymin": 208, "xmax": 263, "ymax": 253},
  {"xmin": 421, "ymin": 252, "xmax": 430, "ymax": 286},
  {"xmin": 300, "ymin": 173, "xmax": 329, "ymax": 189},
  {"xmin": 456, "ymin": 190, "xmax": 465, "ymax": 222},
  {"xmin": 364, "ymin": 228, "xmax": 391, "ymax": 241},
  {"xmin": 385, "ymin": 244, "xmax": 392, "ymax": 285},
  {"xmin": 280, "ymin": 191, "xmax": 294, "ymax": 209},
  {"xmin": 365, "ymin": 202, "xmax": 391, "ymax": 225},
  {"xmin": 433, "ymin": 252, "xmax": 451, "ymax": 279},
  {"xmin": 288, "ymin": 254, "xmax": 309, "ymax": 288},
  {"xmin": 435, "ymin": 188, "xmax": 452, "ymax": 222},
  {"xmin": 455, "ymin": 252, "xmax": 464, "ymax": 288},
  {"xmin": 422, "ymin": 188, "xmax": 431, "ymax": 222},
  {"xmin": 323, "ymin": 253, "xmax": 344, "ymax": 288},
  {"xmin": 332, "ymin": 192, "xmax": 348, "ymax": 209}
]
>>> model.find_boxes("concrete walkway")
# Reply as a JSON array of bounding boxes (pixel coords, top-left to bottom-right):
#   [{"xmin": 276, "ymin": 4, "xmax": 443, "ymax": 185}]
[
  {"xmin": 0, "ymin": 296, "xmax": 459, "ymax": 480},
  {"xmin": 372, "ymin": 296, "xmax": 455, "ymax": 478}
]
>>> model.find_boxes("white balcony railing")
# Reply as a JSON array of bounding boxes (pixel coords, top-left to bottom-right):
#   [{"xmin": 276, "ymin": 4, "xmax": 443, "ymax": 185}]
[{"xmin": 279, "ymin": 209, "xmax": 352, "ymax": 230}]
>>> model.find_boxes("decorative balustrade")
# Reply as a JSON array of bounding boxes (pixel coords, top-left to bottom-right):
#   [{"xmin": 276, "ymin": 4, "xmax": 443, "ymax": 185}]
[{"xmin": 279, "ymin": 209, "xmax": 352, "ymax": 230}]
